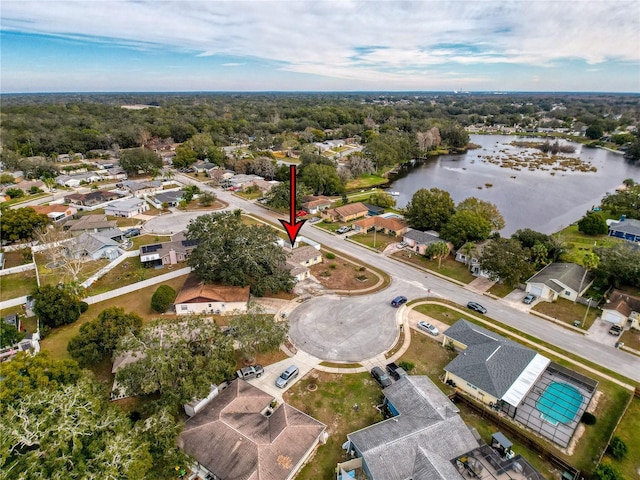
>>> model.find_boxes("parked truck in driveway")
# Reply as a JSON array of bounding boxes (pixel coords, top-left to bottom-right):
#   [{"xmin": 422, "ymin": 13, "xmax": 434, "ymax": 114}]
[{"xmin": 236, "ymin": 365, "xmax": 264, "ymax": 380}]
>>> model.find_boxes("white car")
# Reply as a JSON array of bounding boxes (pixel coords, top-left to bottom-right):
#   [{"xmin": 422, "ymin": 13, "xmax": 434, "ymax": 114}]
[
  {"xmin": 417, "ymin": 321, "xmax": 439, "ymax": 336},
  {"xmin": 336, "ymin": 226, "xmax": 350, "ymax": 234}
]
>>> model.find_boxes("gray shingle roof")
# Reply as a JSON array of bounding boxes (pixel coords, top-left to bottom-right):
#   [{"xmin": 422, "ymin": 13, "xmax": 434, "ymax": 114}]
[
  {"xmin": 526, "ymin": 262, "xmax": 594, "ymax": 293},
  {"xmin": 404, "ymin": 229, "xmax": 442, "ymax": 245},
  {"xmin": 609, "ymin": 218, "xmax": 640, "ymax": 236},
  {"xmin": 347, "ymin": 376, "xmax": 478, "ymax": 480},
  {"xmin": 443, "ymin": 320, "xmax": 537, "ymax": 399}
]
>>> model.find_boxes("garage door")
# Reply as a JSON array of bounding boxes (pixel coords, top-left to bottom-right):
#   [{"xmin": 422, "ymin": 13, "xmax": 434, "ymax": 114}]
[
  {"xmin": 602, "ymin": 311, "xmax": 620, "ymax": 323},
  {"xmin": 529, "ymin": 285, "xmax": 543, "ymax": 297}
]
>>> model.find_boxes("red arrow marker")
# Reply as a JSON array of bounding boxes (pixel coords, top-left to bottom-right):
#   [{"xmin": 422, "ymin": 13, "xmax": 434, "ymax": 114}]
[{"xmin": 279, "ymin": 165, "xmax": 306, "ymax": 246}]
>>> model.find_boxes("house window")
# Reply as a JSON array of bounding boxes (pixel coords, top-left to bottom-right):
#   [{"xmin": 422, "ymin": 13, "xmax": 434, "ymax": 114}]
[
  {"xmin": 564, "ymin": 290, "xmax": 571, "ymax": 296},
  {"xmin": 180, "ymin": 305, "xmax": 188, "ymax": 311}
]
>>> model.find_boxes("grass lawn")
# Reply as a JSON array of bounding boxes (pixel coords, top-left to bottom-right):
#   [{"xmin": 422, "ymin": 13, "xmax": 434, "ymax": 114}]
[
  {"xmin": 532, "ymin": 297, "xmax": 601, "ymax": 330},
  {"xmin": 344, "ymin": 173, "xmax": 389, "ymax": 191},
  {"xmin": 40, "ymin": 274, "xmax": 189, "ymax": 361},
  {"xmin": 310, "ymin": 254, "xmax": 378, "ymax": 291},
  {"xmin": 0, "ymin": 271, "xmax": 37, "ymax": 301},
  {"xmin": 600, "ymin": 397, "xmax": 640, "ymax": 479},
  {"xmin": 348, "ymin": 231, "xmax": 398, "ymax": 252},
  {"xmin": 236, "ymin": 190, "xmax": 263, "ymax": 200},
  {"xmin": 107, "ymin": 215, "xmax": 141, "ymax": 228},
  {"xmin": 314, "ymin": 220, "xmax": 345, "ymax": 233},
  {"xmin": 35, "ymin": 255, "xmax": 109, "ymax": 287},
  {"xmin": 555, "ymin": 224, "xmax": 624, "ymax": 264},
  {"xmin": 2, "ymin": 250, "xmax": 31, "ymax": 268},
  {"xmin": 86, "ymin": 257, "xmax": 181, "ymax": 295},
  {"xmin": 128, "ymin": 234, "xmax": 172, "ymax": 250},
  {"xmin": 344, "ymin": 188, "xmax": 383, "ymax": 203},
  {"xmin": 620, "ymin": 328, "xmax": 640, "ymax": 351},
  {"xmin": 392, "ymin": 250, "xmax": 476, "ymax": 284},
  {"xmin": 284, "ymin": 371, "xmax": 384, "ymax": 480},
  {"xmin": 488, "ymin": 282, "xmax": 514, "ymax": 298}
]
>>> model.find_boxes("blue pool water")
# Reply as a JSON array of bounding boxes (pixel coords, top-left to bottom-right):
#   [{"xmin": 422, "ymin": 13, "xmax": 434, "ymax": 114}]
[{"xmin": 536, "ymin": 382, "xmax": 583, "ymax": 425}]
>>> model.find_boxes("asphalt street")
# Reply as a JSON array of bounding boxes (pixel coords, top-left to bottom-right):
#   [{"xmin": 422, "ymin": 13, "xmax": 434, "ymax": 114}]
[{"xmin": 165, "ymin": 174, "xmax": 640, "ymax": 383}]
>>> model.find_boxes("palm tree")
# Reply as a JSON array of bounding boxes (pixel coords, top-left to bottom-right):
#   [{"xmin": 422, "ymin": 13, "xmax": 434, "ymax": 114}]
[
  {"xmin": 461, "ymin": 242, "xmax": 477, "ymax": 270},
  {"xmin": 163, "ymin": 169, "xmax": 175, "ymax": 182},
  {"xmin": 428, "ymin": 241, "xmax": 451, "ymax": 269},
  {"xmin": 576, "ymin": 253, "xmax": 599, "ymax": 302},
  {"xmin": 43, "ymin": 177, "xmax": 56, "ymax": 192}
]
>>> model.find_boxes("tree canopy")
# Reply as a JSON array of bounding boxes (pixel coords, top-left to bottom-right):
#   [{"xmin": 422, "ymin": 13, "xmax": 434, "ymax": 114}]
[
  {"xmin": 440, "ymin": 210, "xmax": 492, "ymax": 248},
  {"xmin": 230, "ymin": 303, "xmax": 289, "ymax": 362},
  {"xmin": 0, "ymin": 206, "xmax": 50, "ymax": 243},
  {"xmin": 187, "ymin": 211, "xmax": 294, "ymax": 296},
  {"xmin": 119, "ymin": 147, "xmax": 162, "ymax": 175},
  {"xmin": 456, "ymin": 197, "xmax": 505, "ymax": 231},
  {"xmin": 577, "ymin": 211, "xmax": 608, "ymax": 235},
  {"xmin": 594, "ymin": 243, "xmax": 640, "ymax": 288},
  {"xmin": 114, "ymin": 316, "xmax": 236, "ymax": 408},
  {"xmin": 32, "ymin": 284, "xmax": 83, "ymax": 330},
  {"xmin": 479, "ymin": 237, "xmax": 535, "ymax": 288},
  {"xmin": 300, "ymin": 163, "xmax": 345, "ymax": 196},
  {"xmin": 404, "ymin": 188, "xmax": 455, "ymax": 231}
]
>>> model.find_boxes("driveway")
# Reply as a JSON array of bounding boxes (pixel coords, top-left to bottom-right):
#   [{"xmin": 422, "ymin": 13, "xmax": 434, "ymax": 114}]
[
  {"xmin": 142, "ymin": 211, "xmax": 218, "ymax": 234},
  {"xmin": 587, "ymin": 318, "xmax": 623, "ymax": 347},
  {"xmin": 287, "ymin": 294, "xmax": 400, "ymax": 362}
]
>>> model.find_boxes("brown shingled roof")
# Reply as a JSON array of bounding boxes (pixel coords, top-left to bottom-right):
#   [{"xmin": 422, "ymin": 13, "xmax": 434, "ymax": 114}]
[
  {"xmin": 174, "ymin": 274, "xmax": 250, "ymax": 304},
  {"xmin": 354, "ymin": 216, "xmax": 408, "ymax": 232},
  {"xmin": 332, "ymin": 202, "xmax": 368, "ymax": 217}
]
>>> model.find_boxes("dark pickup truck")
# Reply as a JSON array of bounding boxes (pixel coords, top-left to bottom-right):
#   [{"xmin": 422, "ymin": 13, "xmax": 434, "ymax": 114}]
[
  {"xmin": 236, "ymin": 365, "xmax": 264, "ymax": 380},
  {"xmin": 386, "ymin": 362, "xmax": 407, "ymax": 381}
]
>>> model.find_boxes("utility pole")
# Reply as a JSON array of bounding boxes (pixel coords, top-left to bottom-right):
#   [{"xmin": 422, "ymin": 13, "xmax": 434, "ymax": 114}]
[{"xmin": 582, "ymin": 298, "xmax": 592, "ymax": 328}]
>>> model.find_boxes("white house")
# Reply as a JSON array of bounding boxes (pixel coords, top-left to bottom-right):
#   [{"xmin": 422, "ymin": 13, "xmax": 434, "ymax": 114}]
[
  {"xmin": 174, "ymin": 275, "xmax": 250, "ymax": 315},
  {"xmin": 104, "ymin": 198, "xmax": 150, "ymax": 218},
  {"xmin": 525, "ymin": 262, "xmax": 595, "ymax": 302}
]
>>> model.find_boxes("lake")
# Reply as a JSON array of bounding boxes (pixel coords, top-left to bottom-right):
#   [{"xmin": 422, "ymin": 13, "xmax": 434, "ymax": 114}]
[{"xmin": 388, "ymin": 134, "xmax": 640, "ymax": 235}]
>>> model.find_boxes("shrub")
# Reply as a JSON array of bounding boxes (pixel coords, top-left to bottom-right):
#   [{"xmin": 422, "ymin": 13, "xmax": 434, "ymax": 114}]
[
  {"xmin": 325, "ymin": 252, "xmax": 336, "ymax": 260},
  {"xmin": 398, "ymin": 361, "xmax": 415, "ymax": 372},
  {"xmin": 151, "ymin": 285, "xmax": 177, "ymax": 313},
  {"xmin": 329, "ymin": 263, "xmax": 337, "ymax": 269},
  {"xmin": 79, "ymin": 301, "xmax": 89, "ymax": 313},
  {"xmin": 607, "ymin": 436, "xmax": 628, "ymax": 460},
  {"xmin": 594, "ymin": 463, "xmax": 624, "ymax": 480},
  {"xmin": 581, "ymin": 411, "xmax": 597, "ymax": 425}
]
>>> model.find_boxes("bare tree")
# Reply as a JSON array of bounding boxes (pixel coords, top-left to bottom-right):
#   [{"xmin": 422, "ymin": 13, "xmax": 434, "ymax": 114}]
[{"xmin": 34, "ymin": 226, "xmax": 88, "ymax": 285}]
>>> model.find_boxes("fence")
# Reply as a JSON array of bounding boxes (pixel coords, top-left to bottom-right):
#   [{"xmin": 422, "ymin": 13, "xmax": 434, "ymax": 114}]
[
  {"xmin": 450, "ymin": 392, "xmax": 581, "ymax": 480},
  {"xmin": 80, "ymin": 250, "xmax": 140, "ymax": 288},
  {"xmin": 0, "ymin": 263, "xmax": 35, "ymax": 276}
]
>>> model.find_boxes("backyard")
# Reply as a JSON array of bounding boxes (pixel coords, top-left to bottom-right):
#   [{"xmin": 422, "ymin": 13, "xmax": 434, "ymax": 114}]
[
  {"xmin": 0, "ymin": 271, "xmax": 37, "ymax": 301},
  {"xmin": 392, "ymin": 250, "xmax": 476, "ymax": 284},
  {"xmin": 555, "ymin": 223, "xmax": 624, "ymax": 264},
  {"xmin": 348, "ymin": 230, "xmax": 399, "ymax": 252}
]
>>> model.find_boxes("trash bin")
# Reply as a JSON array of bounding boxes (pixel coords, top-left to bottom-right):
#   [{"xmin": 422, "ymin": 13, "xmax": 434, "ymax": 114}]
[{"xmin": 573, "ymin": 320, "xmax": 580, "ymax": 328}]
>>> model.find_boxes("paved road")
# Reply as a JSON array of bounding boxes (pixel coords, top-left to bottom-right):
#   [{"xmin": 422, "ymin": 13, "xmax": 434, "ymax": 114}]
[{"xmin": 169, "ymin": 174, "xmax": 640, "ymax": 383}]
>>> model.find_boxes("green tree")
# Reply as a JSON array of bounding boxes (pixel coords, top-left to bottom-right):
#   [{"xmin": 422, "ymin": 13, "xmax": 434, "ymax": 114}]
[
  {"xmin": 115, "ymin": 316, "xmax": 235, "ymax": 408},
  {"xmin": 441, "ymin": 210, "xmax": 492, "ymax": 248},
  {"xmin": 181, "ymin": 184, "xmax": 201, "ymax": 203},
  {"xmin": 0, "ymin": 351, "xmax": 81, "ymax": 409},
  {"xmin": 67, "ymin": 307, "xmax": 143, "ymax": 367},
  {"xmin": 576, "ymin": 253, "xmax": 599, "ymax": 302},
  {"xmin": 478, "ymin": 238, "xmax": 535, "ymax": 288},
  {"xmin": 594, "ymin": 243, "xmax": 640, "ymax": 288},
  {"xmin": 32, "ymin": 284, "xmax": 82, "ymax": 329},
  {"xmin": 459, "ymin": 241, "xmax": 477, "ymax": 270},
  {"xmin": 300, "ymin": 163, "xmax": 345, "ymax": 195},
  {"xmin": 577, "ymin": 211, "xmax": 608, "ymax": 235},
  {"xmin": 425, "ymin": 241, "xmax": 450, "ymax": 269},
  {"xmin": 368, "ymin": 192, "xmax": 396, "ymax": 208},
  {"xmin": 172, "ymin": 144, "xmax": 198, "ymax": 169},
  {"xmin": 601, "ymin": 184, "xmax": 640, "ymax": 218},
  {"xmin": 151, "ymin": 285, "xmax": 177, "ymax": 313},
  {"xmin": 0, "ymin": 206, "xmax": 49, "ymax": 243},
  {"xmin": 230, "ymin": 303, "xmax": 289, "ymax": 362},
  {"xmin": 4, "ymin": 187, "xmax": 24, "ymax": 199},
  {"xmin": 404, "ymin": 188, "xmax": 455, "ymax": 231},
  {"xmin": 0, "ymin": 173, "xmax": 15, "ymax": 184},
  {"xmin": 265, "ymin": 181, "xmax": 309, "ymax": 210},
  {"xmin": 187, "ymin": 211, "xmax": 294, "ymax": 296},
  {"xmin": 594, "ymin": 463, "xmax": 624, "ymax": 480},
  {"xmin": 198, "ymin": 191, "xmax": 217, "ymax": 207},
  {"xmin": 456, "ymin": 197, "xmax": 505, "ymax": 231},
  {"xmin": 623, "ymin": 136, "xmax": 640, "ymax": 161},
  {"xmin": 0, "ymin": 321, "xmax": 25, "ymax": 348},
  {"xmin": 607, "ymin": 436, "xmax": 628, "ymax": 460},
  {"xmin": 119, "ymin": 147, "xmax": 163, "ymax": 175},
  {"xmin": 585, "ymin": 123, "xmax": 604, "ymax": 140}
]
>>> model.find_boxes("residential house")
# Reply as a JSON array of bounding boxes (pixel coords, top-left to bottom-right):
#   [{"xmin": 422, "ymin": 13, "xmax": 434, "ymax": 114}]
[
  {"xmin": 352, "ymin": 216, "xmax": 409, "ymax": 237},
  {"xmin": 117, "ymin": 180, "xmax": 163, "ymax": 197},
  {"xmin": 455, "ymin": 240, "xmax": 491, "ymax": 278},
  {"xmin": 174, "ymin": 275, "xmax": 250, "ymax": 315},
  {"xmin": 601, "ymin": 290, "xmax": 640, "ymax": 328},
  {"xmin": 362, "ymin": 203, "xmax": 384, "ymax": 216},
  {"xmin": 525, "ymin": 262, "xmax": 595, "ymax": 302},
  {"xmin": 140, "ymin": 233, "xmax": 198, "ymax": 267},
  {"xmin": 403, "ymin": 229, "xmax": 444, "ymax": 255},
  {"xmin": 12, "ymin": 180, "xmax": 45, "ymax": 194},
  {"xmin": 226, "ymin": 174, "xmax": 264, "ymax": 190},
  {"xmin": 608, "ymin": 217, "xmax": 640, "ymax": 243},
  {"xmin": 65, "ymin": 190, "xmax": 122, "ymax": 207},
  {"xmin": 55, "ymin": 172, "xmax": 101, "ymax": 187},
  {"xmin": 285, "ymin": 245, "xmax": 323, "ymax": 281},
  {"xmin": 104, "ymin": 198, "xmax": 150, "ymax": 218},
  {"xmin": 193, "ymin": 161, "xmax": 219, "ymax": 173},
  {"xmin": 321, "ymin": 202, "xmax": 368, "ymax": 223},
  {"xmin": 32, "ymin": 204, "xmax": 77, "ymax": 223},
  {"xmin": 179, "ymin": 379, "xmax": 326, "ymax": 480},
  {"xmin": 65, "ymin": 214, "xmax": 118, "ymax": 233},
  {"xmin": 150, "ymin": 190, "xmax": 184, "ymax": 208},
  {"xmin": 242, "ymin": 178, "xmax": 279, "ymax": 194},
  {"xmin": 301, "ymin": 195, "xmax": 333, "ymax": 214},
  {"xmin": 4, "ymin": 313, "xmax": 22, "ymax": 332},
  {"xmin": 344, "ymin": 376, "xmax": 479, "ymax": 480},
  {"xmin": 65, "ymin": 232, "xmax": 121, "ymax": 260},
  {"xmin": 442, "ymin": 319, "xmax": 596, "ymax": 448}
]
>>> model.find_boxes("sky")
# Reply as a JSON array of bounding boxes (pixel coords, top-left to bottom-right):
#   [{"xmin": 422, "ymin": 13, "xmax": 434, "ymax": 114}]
[{"xmin": 1, "ymin": 1, "xmax": 639, "ymax": 93}]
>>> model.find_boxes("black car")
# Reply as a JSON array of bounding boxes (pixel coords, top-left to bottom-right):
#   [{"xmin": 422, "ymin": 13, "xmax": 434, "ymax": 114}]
[
  {"xmin": 371, "ymin": 366, "xmax": 392, "ymax": 388},
  {"xmin": 386, "ymin": 362, "xmax": 407, "ymax": 381},
  {"xmin": 124, "ymin": 228, "xmax": 141, "ymax": 238},
  {"xmin": 467, "ymin": 301, "xmax": 487, "ymax": 314},
  {"xmin": 391, "ymin": 296, "xmax": 408, "ymax": 307}
]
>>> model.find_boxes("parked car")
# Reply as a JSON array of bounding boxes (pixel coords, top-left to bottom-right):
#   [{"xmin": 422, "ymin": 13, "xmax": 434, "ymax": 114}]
[
  {"xmin": 308, "ymin": 216, "xmax": 322, "ymax": 224},
  {"xmin": 523, "ymin": 293, "xmax": 536, "ymax": 304},
  {"xmin": 124, "ymin": 228, "xmax": 141, "ymax": 238},
  {"xmin": 609, "ymin": 324, "xmax": 623, "ymax": 336},
  {"xmin": 467, "ymin": 301, "xmax": 487, "ymax": 314},
  {"xmin": 275, "ymin": 365, "xmax": 299, "ymax": 388},
  {"xmin": 371, "ymin": 366, "xmax": 392, "ymax": 388},
  {"xmin": 236, "ymin": 364, "xmax": 264, "ymax": 380},
  {"xmin": 417, "ymin": 321, "xmax": 439, "ymax": 336},
  {"xmin": 336, "ymin": 226, "xmax": 350, "ymax": 234},
  {"xmin": 296, "ymin": 210, "xmax": 308, "ymax": 217},
  {"xmin": 386, "ymin": 362, "xmax": 407, "ymax": 381},
  {"xmin": 391, "ymin": 296, "xmax": 408, "ymax": 307}
]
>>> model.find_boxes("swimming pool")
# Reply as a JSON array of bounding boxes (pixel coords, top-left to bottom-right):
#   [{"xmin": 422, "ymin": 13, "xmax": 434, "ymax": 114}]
[{"xmin": 536, "ymin": 382, "xmax": 583, "ymax": 425}]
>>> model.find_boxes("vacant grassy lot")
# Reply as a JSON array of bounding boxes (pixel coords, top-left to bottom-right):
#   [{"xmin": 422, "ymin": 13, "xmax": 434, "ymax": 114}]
[
  {"xmin": 285, "ymin": 371, "xmax": 384, "ymax": 480},
  {"xmin": 310, "ymin": 254, "xmax": 378, "ymax": 291},
  {"xmin": 392, "ymin": 250, "xmax": 475, "ymax": 284},
  {"xmin": 349, "ymin": 231, "xmax": 399, "ymax": 252},
  {"xmin": 532, "ymin": 297, "xmax": 601, "ymax": 329},
  {"xmin": 40, "ymin": 274, "xmax": 189, "ymax": 360},
  {"xmin": 555, "ymin": 224, "xmax": 624, "ymax": 264},
  {"xmin": 344, "ymin": 173, "xmax": 388, "ymax": 190},
  {"xmin": 0, "ymin": 271, "xmax": 37, "ymax": 301},
  {"xmin": 2, "ymin": 250, "xmax": 30, "ymax": 268},
  {"xmin": 487, "ymin": 282, "xmax": 513, "ymax": 298}
]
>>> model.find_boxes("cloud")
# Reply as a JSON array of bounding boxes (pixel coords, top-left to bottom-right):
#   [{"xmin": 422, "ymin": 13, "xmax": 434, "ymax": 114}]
[{"xmin": 1, "ymin": 1, "xmax": 639, "ymax": 86}]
